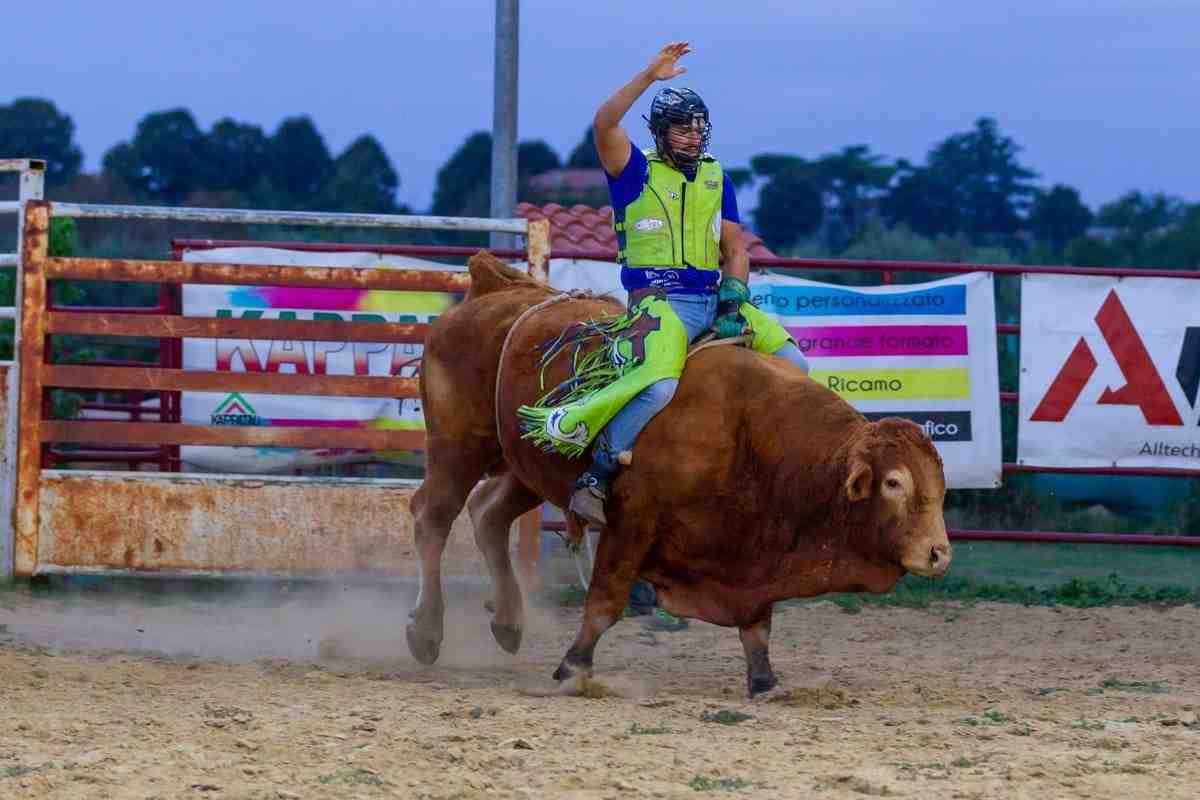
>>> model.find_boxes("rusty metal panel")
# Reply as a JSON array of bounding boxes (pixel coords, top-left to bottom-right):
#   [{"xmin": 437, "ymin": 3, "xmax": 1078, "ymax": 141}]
[
  {"xmin": 48, "ymin": 201, "xmax": 529, "ymax": 234},
  {"xmin": 14, "ymin": 202, "xmax": 49, "ymax": 576},
  {"xmin": 43, "ymin": 364, "xmax": 420, "ymax": 398},
  {"xmin": 0, "ymin": 363, "xmax": 14, "ymax": 579},
  {"xmin": 41, "ymin": 421, "xmax": 425, "ymax": 450},
  {"xmin": 526, "ymin": 218, "xmax": 550, "ymax": 283},
  {"xmin": 45, "ymin": 312, "xmax": 429, "ymax": 343},
  {"xmin": 47, "ymin": 257, "xmax": 473, "ymax": 293},
  {"xmin": 36, "ymin": 471, "xmax": 485, "ymax": 577}
]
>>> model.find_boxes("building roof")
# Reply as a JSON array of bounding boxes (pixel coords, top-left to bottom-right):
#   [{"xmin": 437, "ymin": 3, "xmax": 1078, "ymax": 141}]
[{"xmin": 514, "ymin": 201, "xmax": 776, "ymax": 259}]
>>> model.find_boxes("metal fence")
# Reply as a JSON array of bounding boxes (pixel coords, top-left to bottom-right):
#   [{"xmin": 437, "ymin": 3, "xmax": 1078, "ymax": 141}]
[{"xmin": 0, "ymin": 159, "xmax": 549, "ymax": 579}]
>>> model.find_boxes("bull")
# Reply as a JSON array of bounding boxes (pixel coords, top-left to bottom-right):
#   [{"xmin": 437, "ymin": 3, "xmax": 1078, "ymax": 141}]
[{"xmin": 407, "ymin": 252, "xmax": 951, "ymax": 696}]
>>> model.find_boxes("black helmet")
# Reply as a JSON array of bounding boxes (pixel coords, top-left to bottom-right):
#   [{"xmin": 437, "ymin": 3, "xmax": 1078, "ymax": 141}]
[{"xmin": 645, "ymin": 87, "xmax": 711, "ymax": 171}]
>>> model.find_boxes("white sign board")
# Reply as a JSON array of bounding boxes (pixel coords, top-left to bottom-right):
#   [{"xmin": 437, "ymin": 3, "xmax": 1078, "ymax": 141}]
[{"xmin": 1019, "ymin": 274, "xmax": 1200, "ymax": 469}]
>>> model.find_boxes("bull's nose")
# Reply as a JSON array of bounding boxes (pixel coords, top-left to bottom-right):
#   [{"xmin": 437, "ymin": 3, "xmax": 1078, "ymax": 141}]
[{"xmin": 929, "ymin": 543, "xmax": 952, "ymax": 574}]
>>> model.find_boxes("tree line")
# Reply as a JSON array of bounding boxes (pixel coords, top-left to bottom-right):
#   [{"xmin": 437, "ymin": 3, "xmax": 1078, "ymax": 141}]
[{"xmin": 2, "ymin": 96, "xmax": 1199, "ymax": 270}]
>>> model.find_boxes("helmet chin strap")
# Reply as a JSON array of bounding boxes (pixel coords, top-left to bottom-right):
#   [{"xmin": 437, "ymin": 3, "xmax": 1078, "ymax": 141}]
[{"xmin": 656, "ymin": 134, "xmax": 700, "ymax": 176}]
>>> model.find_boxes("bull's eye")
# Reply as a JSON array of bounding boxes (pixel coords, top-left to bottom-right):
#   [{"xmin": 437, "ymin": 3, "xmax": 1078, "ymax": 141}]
[{"xmin": 885, "ymin": 478, "xmax": 901, "ymax": 490}]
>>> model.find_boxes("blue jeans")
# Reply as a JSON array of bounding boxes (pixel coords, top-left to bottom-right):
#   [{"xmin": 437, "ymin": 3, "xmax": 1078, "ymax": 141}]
[{"xmin": 591, "ymin": 292, "xmax": 809, "ymax": 475}]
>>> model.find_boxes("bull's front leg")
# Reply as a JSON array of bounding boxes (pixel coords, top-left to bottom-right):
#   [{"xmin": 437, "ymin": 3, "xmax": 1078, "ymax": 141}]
[
  {"xmin": 739, "ymin": 609, "xmax": 778, "ymax": 698},
  {"xmin": 553, "ymin": 524, "xmax": 653, "ymax": 684}
]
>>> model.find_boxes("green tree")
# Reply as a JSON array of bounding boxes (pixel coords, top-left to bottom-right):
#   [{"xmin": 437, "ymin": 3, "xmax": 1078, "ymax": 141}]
[
  {"xmin": 882, "ymin": 117, "xmax": 1038, "ymax": 243},
  {"xmin": 205, "ymin": 118, "xmax": 270, "ymax": 194},
  {"xmin": 518, "ymin": 140, "xmax": 560, "ymax": 179},
  {"xmin": 1141, "ymin": 203, "xmax": 1200, "ymax": 269},
  {"xmin": 1027, "ymin": 185, "xmax": 1093, "ymax": 254},
  {"xmin": 753, "ymin": 165, "xmax": 824, "ymax": 252},
  {"xmin": 812, "ymin": 145, "xmax": 895, "ymax": 245},
  {"xmin": 101, "ymin": 108, "xmax": 210, "ymax": 203},
  {"xmin": 266, "ymin": 116, "xmax": 333, "ymax": 208},
  {"xmin": 749, "ymin": 153, "xmax": 807, "ymax": 178},
  {"xmin": 725, "ymin": 167, "xmax": 753, "ymax": 189},
  {"xmin": 1096, "ymin": 191, "xmax": 1185, "ymax": 251},
  {"xmin": 566, "ymin": 127, "xmax": 602, "ymax": 169},
  {"xmin": 317, "ymin": 135, "xmax": 401, "ymax": 213},
  {"xmin": 1064, "ymin": 235, "xmax": 1122, "ymax": 268},
  {"xmin": 0, "ymin": 98, "xmax": 83, "ymax": 186},
  {"xmin": 431, "ymin": 131, "xmax": 492, "ymax": 217},
  {"xmin": 1067, "ymin": 191, "xmax": 1189, "ymax": 269}
]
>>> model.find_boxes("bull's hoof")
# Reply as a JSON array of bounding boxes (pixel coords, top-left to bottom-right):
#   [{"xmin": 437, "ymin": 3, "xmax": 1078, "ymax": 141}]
[
  {"xmin": 405, "ymin": 624, "xmax": 442, "ymax": 665},
  {"xmin": 747, "ymin": 672, "xmax": 779, "ymax": 699},
  {"xmin": 490, "ymin": 622, "xmax": 523, "ymax": 654},
  {"xmin": 553, "ymin": 658, "xmax": 588, "ymax": 683}
]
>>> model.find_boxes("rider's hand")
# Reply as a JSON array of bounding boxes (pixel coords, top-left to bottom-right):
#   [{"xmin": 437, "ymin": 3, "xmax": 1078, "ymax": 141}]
[
  {"xmin": 714, "ymin": 309, "xmax": 749, "ymax": 339},
  {"xmin": 645, "ymin": 42, "xmax": 692, "ymax": 82},
  {"xmin": 714, "ymin": 275, "xmax": 751, "ymax": 339}
]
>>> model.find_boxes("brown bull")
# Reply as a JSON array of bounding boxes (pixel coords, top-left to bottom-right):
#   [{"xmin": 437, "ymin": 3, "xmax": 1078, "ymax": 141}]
[{"xmin": 408, "ymin": 252, "xmax": 951, "ymax": 696}]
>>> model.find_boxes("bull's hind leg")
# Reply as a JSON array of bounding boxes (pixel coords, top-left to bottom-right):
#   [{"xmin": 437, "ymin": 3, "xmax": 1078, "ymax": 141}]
[
  {"xmin": 466, "ymin": 470, "xmax": 542, "ymax": 654},
  {"xmin": 552, "ymin": 524, "xmax": 655, "ymax": 683},
  {"xmin": 739, "ymin": 609, "xmax": 778, "ymax": 698},
  {"xmin": 406, "ymin": 440, "xmax": 495, "ymax": 665}
]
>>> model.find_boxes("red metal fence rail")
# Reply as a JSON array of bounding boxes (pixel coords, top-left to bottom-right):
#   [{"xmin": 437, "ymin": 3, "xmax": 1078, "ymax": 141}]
[{"xmin": 149, "ymin": 241, "xmax": 1200, "ymax": 548}]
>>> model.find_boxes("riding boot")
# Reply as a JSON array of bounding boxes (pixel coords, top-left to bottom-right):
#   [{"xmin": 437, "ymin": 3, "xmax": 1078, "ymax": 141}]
[{"xmin": 569, "ymin": 467, "xmax": 614, "ymax": 528}]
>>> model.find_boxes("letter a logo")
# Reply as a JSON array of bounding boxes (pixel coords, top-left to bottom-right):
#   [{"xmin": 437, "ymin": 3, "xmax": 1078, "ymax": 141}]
[{"xmin": 1030, "ymin": 290, "xmax": 1183, "ymax": 425}]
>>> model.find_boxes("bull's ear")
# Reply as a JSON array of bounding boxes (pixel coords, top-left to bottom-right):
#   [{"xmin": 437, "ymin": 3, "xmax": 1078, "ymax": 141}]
[{"xmin": 845, "ymin": 459, "xmax": 873, "ymax": 502}]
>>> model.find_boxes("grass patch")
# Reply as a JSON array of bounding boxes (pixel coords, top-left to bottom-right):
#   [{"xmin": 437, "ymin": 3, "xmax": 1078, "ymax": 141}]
[
  {"xmin": 1072, "ymin": 719, "xmax": 1106, "ymax": 731},
  {"xmin": 700, "ymin": 709, "xmax": 754, "ymax": 725},
  {"xmin": 1099, "ymin": 677, "xmax": 1169, "ymax": 694},
  {"xmin": 788, "ymin": 540, "xmax": 1200, "ymax": 611},
  {"xmin": 950, "ymin": 756, "xmax": 974, "ymax": 769},
  {"xmin": 317, "ymin": 768, "xmax": 385, "ymax": 786},
  {"xmin": 629, "ymin": 722, "xmax": 673, "ymax": 735},
  {"xmin": 689, "ymin": 774, "xmax": 749, "ymax": 792},
  {"xmin": 963, "ymin": 708, "xmax": 1012, "ymax": 725}
]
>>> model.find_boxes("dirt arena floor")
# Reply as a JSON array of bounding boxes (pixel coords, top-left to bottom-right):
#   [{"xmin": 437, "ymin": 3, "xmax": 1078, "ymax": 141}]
[{"xmin": 1, "ymin": 580, "xmax": 1198, "ymax": 799}]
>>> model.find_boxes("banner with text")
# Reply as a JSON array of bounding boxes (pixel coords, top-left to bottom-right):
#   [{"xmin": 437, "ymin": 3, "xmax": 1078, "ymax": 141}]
[
  {"xmin": 180, "ymin": 247, "xmax": 460, "ymax": 473},
  {"xmin": 749, "ymin": 272, "xmax": 1002, "ymax": 488},
  {"xmin": 1019, "ymin": 274, "xmax": 1200, "ymax": 470}
]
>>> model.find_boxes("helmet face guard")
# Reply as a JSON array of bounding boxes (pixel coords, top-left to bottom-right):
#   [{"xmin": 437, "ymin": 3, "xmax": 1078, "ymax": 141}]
[{"xmin": 645, "ymin": 87, "xmax": 711, "ymax": 172}]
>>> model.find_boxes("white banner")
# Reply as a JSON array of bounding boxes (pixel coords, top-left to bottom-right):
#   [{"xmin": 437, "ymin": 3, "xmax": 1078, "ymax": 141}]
[
  {"xmin": 748, "ymin": 272, "xmax": 1002, "ymax": 488},
  {"xmin": 180, "ymin": 247, "xmax": 461, "ymax": 473},
  {"xmin": 1019, "ymin": 274, "xmax": 1200, "ymax": 469},
  {"xmin": 545, "ymin": 263, "xmax": 1002, "ymax": 488},
  {"xmin": 180, "ymin": 250, "xmax": 1001, "ymax": 486}
]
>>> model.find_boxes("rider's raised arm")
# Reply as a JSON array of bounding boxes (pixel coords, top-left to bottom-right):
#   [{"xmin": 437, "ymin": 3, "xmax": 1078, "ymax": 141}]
[{"xmin": 593, "ymin": 41, "xmax": 692, "ymax": 178}]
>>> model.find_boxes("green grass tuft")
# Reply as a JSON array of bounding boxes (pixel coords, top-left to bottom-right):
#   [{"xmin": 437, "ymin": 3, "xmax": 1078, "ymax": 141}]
[
  {"xmin": 699, "ymin": 709, "xmax": 754, "ymax": 725},
  {"xmin": 689, "ymin": 774, "xmax": 749, "ymax": 792}
]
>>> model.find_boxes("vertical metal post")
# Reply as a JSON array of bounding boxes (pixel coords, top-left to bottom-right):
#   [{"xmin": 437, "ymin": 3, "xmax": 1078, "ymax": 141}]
[
  {"xmin": 515, "ymin": 214, "xmax": 550, "ymax": 588},
  {"xmin": 1, "ymin": 161, "xmax": 44, "ymax": 580},
  {"xmin": 489, "ymin": 0, "xmax": 519, "ymax": 251},
  {"xmin": 525, "ymin": 218, "xmax": 550, "ymax": 283},
  {"xmin": 13, "ymin": 201, "xmax": 49, "ymax": 576}
]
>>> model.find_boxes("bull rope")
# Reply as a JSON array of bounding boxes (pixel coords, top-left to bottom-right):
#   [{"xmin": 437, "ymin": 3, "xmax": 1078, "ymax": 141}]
[{"xmin": 494, "ymin": 291, "xmax": 587, "ymax": 439}]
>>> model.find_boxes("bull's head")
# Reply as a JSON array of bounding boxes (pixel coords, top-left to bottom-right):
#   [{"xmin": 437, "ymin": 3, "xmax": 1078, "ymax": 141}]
[{"xmin": 844, "ymin": 418, "xmax": 951, "ymax": 578}]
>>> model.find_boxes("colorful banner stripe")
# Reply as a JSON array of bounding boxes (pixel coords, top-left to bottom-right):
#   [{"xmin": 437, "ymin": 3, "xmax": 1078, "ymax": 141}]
[
  {"xmin": 810, "ymin": 368, "xmax": 971, "ymax": 400},
  {"xmin": 752, "ymin": 284, "xmax": 966, "ymax": 317},
  {"xmin": 789, "ymin": 324, "xmax": 968, "ymax": 357}
]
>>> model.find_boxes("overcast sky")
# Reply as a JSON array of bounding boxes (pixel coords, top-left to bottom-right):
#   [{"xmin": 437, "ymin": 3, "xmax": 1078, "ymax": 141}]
[{"xmin": 8, "ymin": 0, "xmax": 1200, "ymax": 214}]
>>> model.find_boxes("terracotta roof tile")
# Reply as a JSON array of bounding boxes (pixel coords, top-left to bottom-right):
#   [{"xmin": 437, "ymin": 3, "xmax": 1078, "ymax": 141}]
[{"xmin": 516, "ymin": 202, "xmax": 774, "ymax": 259}]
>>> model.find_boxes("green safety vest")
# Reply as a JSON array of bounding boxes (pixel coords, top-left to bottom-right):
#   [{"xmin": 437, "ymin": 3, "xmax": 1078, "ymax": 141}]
[{"xmin": 614, "ymin": 149, "xmax": 724, "ymax": 270}]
